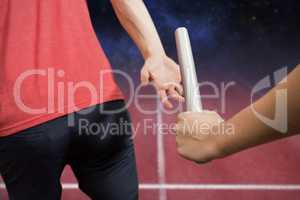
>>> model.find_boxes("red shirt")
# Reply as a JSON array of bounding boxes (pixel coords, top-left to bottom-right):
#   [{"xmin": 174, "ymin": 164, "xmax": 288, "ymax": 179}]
[{"xmin": 0, "ymin": 0, "xmax": 123, "ymax": 136}]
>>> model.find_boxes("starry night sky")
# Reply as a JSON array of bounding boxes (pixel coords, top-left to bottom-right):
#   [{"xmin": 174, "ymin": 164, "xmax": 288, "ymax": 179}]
[{"xmin": 87, "ymin": 0, "xmax": 300, "ymax": 94}]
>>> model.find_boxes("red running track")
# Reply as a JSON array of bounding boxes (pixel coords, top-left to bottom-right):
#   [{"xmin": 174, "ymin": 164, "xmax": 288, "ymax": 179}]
[{"xmin": 1, "ymin": 86, "xmax": 300, "ymax": 200}]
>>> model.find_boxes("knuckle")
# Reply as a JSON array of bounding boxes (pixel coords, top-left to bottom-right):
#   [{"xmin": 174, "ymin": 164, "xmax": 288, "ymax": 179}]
[
  {"xmin": 203, "ymin": 142, "xmax": 222, "ymax": 161},
  {"xmin": 177, "ymin": 147, "xmax": 186, "ymax": 157},
  {"xmin": 140, "ymin": 69, "xmax": 147, "ymax": 77}
]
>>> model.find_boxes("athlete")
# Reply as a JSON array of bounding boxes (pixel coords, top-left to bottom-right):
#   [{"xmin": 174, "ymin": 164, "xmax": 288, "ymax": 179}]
[
  {"xmin": 175, "ymin": 65, "xmax": 300, "ymax": 164},
  {"xmin": 0, "ymin": 0, "xmax": 183, "ymax": 199}
]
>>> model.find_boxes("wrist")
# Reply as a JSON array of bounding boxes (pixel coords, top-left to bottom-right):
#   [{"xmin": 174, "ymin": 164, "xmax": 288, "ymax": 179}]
[
  {"xmin": 214, "ymin": 121, "xmax": 236, "ymax": 158},
  {"xmin": 143, "ymin": 45, "xmax": 166, "ymax": 59}
]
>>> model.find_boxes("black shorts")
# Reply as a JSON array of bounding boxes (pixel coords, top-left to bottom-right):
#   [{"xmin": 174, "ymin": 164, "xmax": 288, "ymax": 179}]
[{"xmin": 0, "ymin": 100, "xmax": 138, "ymax": 200}]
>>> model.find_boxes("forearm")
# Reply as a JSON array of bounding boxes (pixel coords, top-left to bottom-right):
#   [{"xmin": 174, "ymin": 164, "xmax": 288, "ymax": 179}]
[
  {"xmin": 111, "ymin": 0, "xmax": 165, "ymax": 59},
  {"xmin": 217, "ymin": 65, "xmax": 300, "ymax": 156}
]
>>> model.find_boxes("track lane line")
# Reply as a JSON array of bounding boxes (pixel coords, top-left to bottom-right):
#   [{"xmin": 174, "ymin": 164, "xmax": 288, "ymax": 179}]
[
  {"xmin": 2, "ymin": 183, "xmax": 300, "ymax": 190},
  {"xmin": 156, "ymin": 103, "xmax": 167, "ymax": 200}
]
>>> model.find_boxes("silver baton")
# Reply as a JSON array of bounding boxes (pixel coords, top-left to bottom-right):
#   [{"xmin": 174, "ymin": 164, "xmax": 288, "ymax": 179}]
[{"xmin": 175, "ymin": 27, "xmax": 203, "ymax": 112}]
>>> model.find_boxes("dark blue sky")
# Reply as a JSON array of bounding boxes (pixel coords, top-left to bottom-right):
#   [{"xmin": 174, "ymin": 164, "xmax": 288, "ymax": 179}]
[{"xmin": 87, "ymin": 0, "xmax": 300, "ymax": 89}]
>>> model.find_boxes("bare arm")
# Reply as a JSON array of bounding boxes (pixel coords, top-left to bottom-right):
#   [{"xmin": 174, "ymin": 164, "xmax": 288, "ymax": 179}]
[
  {"xmin": 219, "ymin": 65, "xmax": 300, "ymax": 155},
  {"xmin": 111, "ymin": 0, "xmax": 184, "ymax": 107},
  {"xmin": 111, "ymin": 0, "xmax": 165, "ymax": 59},
  {"xmin": 176, "ymin": 65, "xmax": 300, "ymax": 163}
]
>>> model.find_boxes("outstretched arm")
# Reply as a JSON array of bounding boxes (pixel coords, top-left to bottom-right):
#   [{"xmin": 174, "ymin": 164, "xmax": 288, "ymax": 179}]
[
  {"xmin": 111, "ymin": 0, "xmax": 184, "ymax": 108},
  {"xmin": 176, "ymin": 65, "xmax": 300, "ymax": 163}
]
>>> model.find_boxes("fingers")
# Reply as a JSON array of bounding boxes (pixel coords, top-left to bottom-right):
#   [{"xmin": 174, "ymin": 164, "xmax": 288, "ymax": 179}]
[
  {"xmin": 140, "ymin": 67, "xmax": 150, "ymax": 86},
  {"xmin": 155, "ymin": 82, "xmax": 184, "ymax": 109},
  {"xmin": 175, "ymin": 128, "xmax": 221, "ymax": 164},
  {"xmin": 176, "ymin": 112, "xmax": 208, "ymax": 138},
  {"xmin": 174, "ymin": 123, "xmax": 183, "ymax": 136},
  {"xmin": 140, "ymin": 72, "xmax": 184, "ymax": 108},
  {"xmin": 175, "ymin": 119, "xmax": 198, "ymax": 138},
  {"xmin": 174, "ymin": 84, "xmax": 184, "ymax": 96},
  {"xmin": 176, "ymin": 111, "xmax": 226, "ymax": 141},
  {"xmin": 158, "ymin": 90, "xmax": 173, "ymax": 109},
  {"xmin": 176, "ymin": 136, "xmax": 211, "ymax": 164},
  {"xmin": 177, "ymin": 111, "xmax": 202, "ymax": 122},
  {"xmin": 167, "ymin": 87, "xmax": 185, "ymax": 102},
  {"xmin": 159, "ymin": 86, "xmax": 185, "ymax": 109},
  {"xmin": 141, "ymin": 57, "xmax": 184, "ymax": 108}
]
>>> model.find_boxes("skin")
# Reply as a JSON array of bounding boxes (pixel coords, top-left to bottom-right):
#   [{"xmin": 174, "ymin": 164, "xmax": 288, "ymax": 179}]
[
  {"xmin": 111, "ymin": 0, "xmax": 184, "ymax": 108},
  {"xmin": 176, "ymin": 65, "xmax": 300, "ymax": 164}
]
